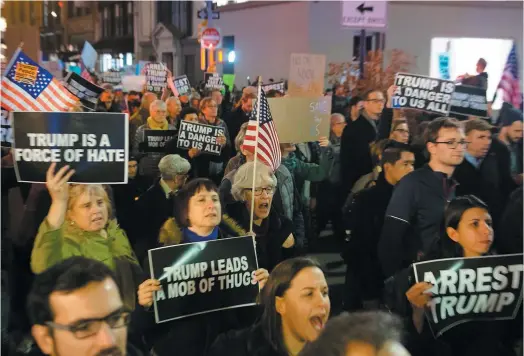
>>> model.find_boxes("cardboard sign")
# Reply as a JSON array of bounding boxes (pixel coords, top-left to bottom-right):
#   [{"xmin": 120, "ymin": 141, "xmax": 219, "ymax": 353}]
[
  {"xmin": 144, "ymin": 130, "xmax": 177, "ymax": 153},
  {"xmin": 392, "ymin": 73, "xmax": 456, "ymax": 115},
  {"xmin": 148, "ymin": 235, "xmax": 259, "ymax": 323},
  {"xmin": 268, "ymin": 96, "xmax": 331, "ymax": 143},
  {"xmin": 174, "ymin": 75, "xmax": 192, "ymax": 96},
  {"xmin": 64, "ymin": 72, "xmax": 104, "ymax": 111},
  {"xmin": 121, "ymin": 76, "xmax": 146, "ymax": 92},
  {"xmin": 288, "ymin": 53, "xmax": 326, "ymax": 97},
  {"xmin": 145, "ymin": 63, "xmax": 168, "ymax": 93},
  {"xmin": 177, "ymin": 121, "xmax": 224, "ymax": 156},
  {"xmin": 413, "ymin": 254, "xmax": 524, "ymax": 338},
  {"xmin": 262, "ymin": 82, "xmax": 285, "ymax": 94},
  {"xmin": 101, "ymin": 71, "xmax": 123, "ymax": 86},
  {"xmin": 11, "ymin": 112, "xmax": 128, "ymax": 184},
  {"xmin": 1, "ymin": 108, "xmax": 12, "ymax": 147},
  {"xmin": 204, "ymin": 72, "xmax": 224, "ymax": 91},
  {"xmin": 450, "ymin": 85, "xmax": 488, "ymax": 118}
]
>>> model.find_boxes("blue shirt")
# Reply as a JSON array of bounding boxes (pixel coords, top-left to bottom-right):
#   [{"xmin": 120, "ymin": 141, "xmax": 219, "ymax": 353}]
[
  {"xmin": 464, "ymin": 152, "xmax": 482, "ymax": 169},
  {"xmin": 182, "ymin": 226, "xmax": 219, "ymax": 243}
]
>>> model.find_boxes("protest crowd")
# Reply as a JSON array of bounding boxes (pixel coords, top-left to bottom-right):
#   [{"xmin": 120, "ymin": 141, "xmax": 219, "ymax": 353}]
[{"xmin": 1, "ymin": 36, "xmax": 524, "ymax": 356}]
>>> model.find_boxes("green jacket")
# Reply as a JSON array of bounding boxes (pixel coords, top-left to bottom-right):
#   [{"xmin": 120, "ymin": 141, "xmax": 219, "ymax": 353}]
[{"xmin": 31, "ymin": 218, "xmax": 141, "ymax": 309}]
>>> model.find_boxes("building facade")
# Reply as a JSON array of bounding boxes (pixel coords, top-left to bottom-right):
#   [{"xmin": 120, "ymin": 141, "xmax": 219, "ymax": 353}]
[
  {"xmin": 3, "ymin": 1, "xmax": 42, "ymax": 62},
  {"xmin": 63, "ymin": 1, "xmax": 97, "ymax": 51}
]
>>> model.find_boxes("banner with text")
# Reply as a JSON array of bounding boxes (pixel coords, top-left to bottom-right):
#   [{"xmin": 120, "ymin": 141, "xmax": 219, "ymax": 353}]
[
  {"xmin": 449, "ymin": 85, "xmax": 488, "ymax": 118},
  {"xmin": 204, "ymin": 73, "xmax": 224, "ymax": 91},
  {"xmin": 11, "ymin": 112, "xmax": 128, "ymax": 184},
  {"xmin": 288, "ymin": 53, "xmax": 326, "ymax": 97},
  {"xmin": 101, "ymin": 71, "xmax": 123, "ymax": 86},
  {"xmin": 177, "ymin": 121, "xmax": 224, "ymax": 155},
  {"xmin": 144, "ymin": 130, "xmax": 177, "ymax": 153},
  {"xmin": 64, "ymin": 72, "xmax": 104, "ymax": 111},
  {"xmin": 413, "ymin": 254, "xmax": 524, "ymax": 338},
  {"xmin": 122, "ymin": 76, "xmax": 146, "ymax": 92},
  {"xmin": 145, "ymin": 63, "xmax": 168, "ymax": 94},
  {"xmin": 268, "ymin": 96, "xmax": 331, "ymax": 143},
  {"xmin": 149, "ymin": 235, "xmax": 259, "ymax": 323},
  {"xmin": 392, "ymin": 73, "xmax": 456, "ymax": 115},
  {"xmin": 262, "ymin": 81, "xmax": 285, "ymax": 94},
  {"xmin": 174, "ymin": 75, "xmax": 192, "ymax": 96},
  {"xmin": 1, "ymin": 109, "xmax": 12, "ymax": 147}
]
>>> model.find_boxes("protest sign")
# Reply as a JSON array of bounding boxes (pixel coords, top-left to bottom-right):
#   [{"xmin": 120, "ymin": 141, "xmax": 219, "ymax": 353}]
[
  {"xmin": 268, "ymin": 96, "xmax": 331, "ymax": 143},
  {"xmin": 413, "ymin": 253, "xmax": 524, "ymax": 338},
  {"xmin": 11, "ymin": 112, "xmax": 128, "ymax": 184},
  {"xmin": 81, "ymin": 41, "xmax": 98, "ymax": 70},
  {"xmin": 288, "ymin": 53, "xmax": 326, "ymax": 97},
  {"xmin": 121, "ymin": 76, "xmax": 146, "ymax": 92},
  {"xmin": 1, "ymin": 108, "xmax": 12, "ymax": 147},
  {"xmin": 438, "ymin": 53, "xmax": 451, "ymax": 80},
  {"xmin": 64, "ymin": 72, "xmax": 104, "ymax": 111},
  {"xmin": 262, "ymin": 81, "xmax": 285, "ymax": 94},
  {"xmin": 177, "ymin": 121, "xmax": 224, "ymax": 156},
  {"xmin": 145, "ymin": 63, "xmax": 168, "ymax": 93},
  {"xmin": 40, "ymin": 61, "xmax": 63, "ymax": 80},
  {"xmin": 392, "ymin": 73, "xmax": 456, "ymax": 115},
  {"xmin": 204, "ymin": 72, "xmax": 224, "ymax": 91},
  {"xmin": 174, "ymin": 75, "xmax": 192, "ymax": 96},
  {"xmin": 101, "ymin": 71, "xmax": 123, "ymax": 86},
  {"xmin": 144, "ymin": 130, "xmax": 177, "ymax": 153},
  {"xmin": 223, "ymin": 74, "xmax": 235, "ymax": 92},
  {"xmin": 449, "ymin": 85, "xmax": 488, "ymax": 118},
  {"xmin": 149, "ymin": 235, "xmax": 259, "ymax": 323}
]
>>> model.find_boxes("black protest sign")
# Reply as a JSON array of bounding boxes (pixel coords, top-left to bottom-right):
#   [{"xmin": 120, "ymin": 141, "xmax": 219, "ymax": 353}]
[
  {"xmin": 177, "ymin": 120, "xmax": 224, "ymax": 156},
  {"xmin": 145, "ymin": 63, "xmax": 168, "ymax": 93},
  {"xmin": 144, "ymin": 130, "xmax": 177, "ymax": 153},
  {"xmin": 204, "ymin": 72, "xmax": 224, "ymax": 90},
  {"xmin": 450, "ymin": 85, "xmax": 488, "ymax": 118},
  {"xmin": 101, "ymin": 71, "xmax": 123, "ymax": 86},
  {"xmin": 149, "ymin": 235, "xmax": 259, "ymax": 323},
  {"xmin": 1, "ymin": 108, "xmax": 12, "ymax": 147},
  {"xmin": 392, "ymin": 73, "xmax": 456, "ymax": 115},
  {"xmin": 413, "ymin": 254, "xmax": 524, "ymax": 338},
  {"xmin": 64, "ymin": 72, "xmax": 104, "ymax": 111},
  {"xmin": 262, "ymin": 81, "xmax": 285, "ymax": 94},
  {"xmin": 11, "ymin": 112, "xmax": 128, "ymax": 184},
  {"xmin": 174, "ymin": 75, "xmax": 192, "ymax": 96}
]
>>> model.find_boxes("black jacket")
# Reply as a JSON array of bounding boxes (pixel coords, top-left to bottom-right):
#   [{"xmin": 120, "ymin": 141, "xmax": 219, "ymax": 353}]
[
  {"xmin": 224, "ymin": 107, "xmax": 250, "ymax": 157},
  {"xmin": 209, "ymin": 323, "xmax": 285, "ymax": 356},
  {"xmin": 340, "ymin": 108, "xmax": 393, "ymax": 194},
  {"xmin": 497, "ymin": 187, "xmax": 523, "ymax": 254},
  {"xmin": 378, "ymin": 165, "xmax": 457, "ymax": 278},
  {"xmin": 95, "ymin": 100, "xmax": 122, "ymax": 113}
]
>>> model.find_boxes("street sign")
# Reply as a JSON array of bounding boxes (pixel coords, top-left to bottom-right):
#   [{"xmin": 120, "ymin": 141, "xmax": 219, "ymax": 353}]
[
  {"xmin": 201, "ymin": 27, "xmax": 221, "ymax": 49},
  {"xmin": 198, "ymin": 8, "xmax": 220, "ymax": 20},
  {"xmin": 341, "ymin": 1, "xmax": 387, "ymax": 28}
]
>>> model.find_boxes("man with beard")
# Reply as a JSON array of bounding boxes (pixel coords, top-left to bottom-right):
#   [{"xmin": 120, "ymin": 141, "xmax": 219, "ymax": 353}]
[
  {"xmin": 498, "ymin": 103, "xmax": 523, "ymax": 185},
  {"xmin": 378, "ymin": 118, "xmax": 466, "ymax": 278},
  {"xmin": 28, "ymin": 257, "xmax": 141, "ymax": 356}
]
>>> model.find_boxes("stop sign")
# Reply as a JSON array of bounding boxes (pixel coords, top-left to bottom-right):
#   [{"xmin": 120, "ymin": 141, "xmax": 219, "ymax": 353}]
[{"xmin": 201, "ymin": 27, "xmax": 221, "ymax": 49}]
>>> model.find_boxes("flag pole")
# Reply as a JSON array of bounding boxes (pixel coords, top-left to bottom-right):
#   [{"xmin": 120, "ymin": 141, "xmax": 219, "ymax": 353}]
[{"xmin": 248, "ymin": 76, "xmax": 262, "ymax": 235}]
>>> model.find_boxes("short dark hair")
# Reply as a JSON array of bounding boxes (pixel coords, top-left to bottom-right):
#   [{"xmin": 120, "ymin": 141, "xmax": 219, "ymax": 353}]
[
  {"xmin": 174, "ymin": 178, "xmax": 219, "ymax": 228},
  {"xmin": 27, "ymin": 257, "xmax": 118, "ymax": 326},
  {"xmin": 362, "ymin": 89, "xmax": 383, "ymax": 101},
  {"xmin": 300, "ymin": 311, "xmax": 404, "ymax": 356},
  {"xmin": 424, "ymin": 117, "xmax": 462, "ymax": 145},
  {"xmin": 128, "ymin": 99, "xmax": 141, "ymax": 111},
  {"xmin": 381, "ymin": 147, "xmax": 413, "ymax": 168},
  {"xmin": 128, "ymin": 90, "xmax": 140, "ymax": 97},
  {"xmin": 348, "ymin": 96, "xmax": 363, "ymax": 110},
  {"xmin": 464, "ymin": 118, "xmax": 492, "ymax": 135},
  {"xmin": 179, "ymin": 107, "xmax": 199, "ymax": 120},
  {"xmin": 477, "ymin": 58, "xmax": 487, "ymax": 69}
]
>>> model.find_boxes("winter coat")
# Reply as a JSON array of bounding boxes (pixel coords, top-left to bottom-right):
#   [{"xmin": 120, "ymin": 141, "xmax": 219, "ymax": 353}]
[{"xmin": 133, "ymin": 121, "xmax": 176, "ymax": 178}]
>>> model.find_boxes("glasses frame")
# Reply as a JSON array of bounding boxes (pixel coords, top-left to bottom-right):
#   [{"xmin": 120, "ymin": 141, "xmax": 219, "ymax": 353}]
[
  {"xmin": 245, "ymin": 187, "xmax": 275, "ymax": 196},
  {"xmin": 432, "ymin": 140, "xmax": 470, "ymax": 149},
  {"xmin": 45, "ymin": 311, "xmax": 131, "ymax": 340}
]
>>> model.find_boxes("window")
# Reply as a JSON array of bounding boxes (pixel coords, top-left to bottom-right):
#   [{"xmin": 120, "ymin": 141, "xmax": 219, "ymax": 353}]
[
  {"xmin": 102, "ymin": 7, "xmax": 110, "ymax": 37},
  {"xmin": 19, "ymin": 1, "xmax": 25, "ymax": 23},
  {"xmin": 184, "ymin": 54, "xmax": 195, "ymax": 84},
  {"xmin": 115, "ymin": 3, "xmax": 123, "ymax": 37},
  {"xmin": 162, "ymin": 52, "xmax": 174, "ymax": 73},
  {"xmin": 29, "ymin": 1, "xmax": 36, "ymax": 25},
  {"xmin": 352, "ymin": 32, "xmax": 385, "ymax": 59},
  {"xmin": 10, "ymin": 2, "xmax": 16, "ymax": 25},
  {"xmin": 126, "ymin": 2, "xmax": 133, "ymax": 35},
  {"xmin": 68, "ymin": 2, "xmax": 75, "ymax": 18}
]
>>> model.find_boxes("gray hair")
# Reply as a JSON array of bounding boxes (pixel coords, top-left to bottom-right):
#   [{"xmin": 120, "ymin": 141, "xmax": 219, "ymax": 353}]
[
  {"xmin": 158, "ymin": 154, "xmax": 191, "ymax": 180},
  {"xmin": 330, "ymin": 113, "xmax": 345, "ymax": 125},
  {"xmin": 231, "ymin": 161, "xmax": 277, "ymax": 201},
  {"xmin": 235, "ymin": 122, "xmax": 250, "ymax": 152},
  {"xmin": 166, "ymin": 96, "xmax": 181, "ymax": 106},
  {"xmin": 150, "ymin": 99, "xmax": 167, "ymax": 112}
]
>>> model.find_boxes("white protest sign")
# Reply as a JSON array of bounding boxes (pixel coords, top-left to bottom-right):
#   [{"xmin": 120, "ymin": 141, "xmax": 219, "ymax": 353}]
[
  {"xmin": 288, "ymin": 53, "xmax": 326, "ymax": 97},
  {"xmin": 122, "ymin": 76, "xmax": 146, "ymax": 92}
]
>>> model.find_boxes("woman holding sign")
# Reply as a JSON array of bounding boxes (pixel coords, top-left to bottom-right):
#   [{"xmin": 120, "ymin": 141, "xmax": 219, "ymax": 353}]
[
  {"xmin": 405, "ymin": 195, "xmax": 519, "ymax": 356},
  {"xmin": 134, "ymin": 178, "xmax": 269, "ymax": 356},
  {"xmin": 210, "ymin": 257, "xmax": 331, "ymax": 356},
  {"xmin": 30, "ymin": 163, "xmax": 141, "ymax": 311}
]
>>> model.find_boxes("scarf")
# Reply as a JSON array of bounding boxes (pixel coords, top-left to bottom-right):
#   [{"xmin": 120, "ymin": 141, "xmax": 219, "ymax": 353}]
[
  {"xmin": 281, "ymin": 152, "xmax": 298, "ymax": 174},
  {"xmin": 147, "ymin": 116, "xmax": 168, "ymax": 130}
]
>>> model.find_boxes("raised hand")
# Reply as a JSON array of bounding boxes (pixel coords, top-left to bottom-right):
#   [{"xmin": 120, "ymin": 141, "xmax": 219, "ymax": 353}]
[{"xmin": 46, "ymin": 163, "xmax": 75, "ymax": 203}]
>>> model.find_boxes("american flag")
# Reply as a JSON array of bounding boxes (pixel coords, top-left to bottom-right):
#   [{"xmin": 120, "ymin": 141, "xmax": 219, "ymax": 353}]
[
  {"xmin": 79, "ymin": 59, "xmax": 93, "ymax": 83},
  {"xmin": 497, "ymin": 44, "xmax": 522, "ymax": 108},
  {"xmin": 243, "ymin": 88, "xmax": 281, "ymax": 172},
  {"xmin": 1, "ymin": 48, "xmax": 78, "ymax": 112}
]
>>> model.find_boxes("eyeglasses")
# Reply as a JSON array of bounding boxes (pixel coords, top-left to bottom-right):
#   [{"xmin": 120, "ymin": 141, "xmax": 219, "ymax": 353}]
[
  {"xmin": 432, "ymin": 140, "xmax": 470, "ymax": 149},
  {"xmin": 366, "ymin": 99, "xmax": 386, "ymax": 103},
  {"xmin": 248, "ymin": 187, "xmax": 275, "ymax": 196},
  {"xmin": 205, "ymin": 104, "xmax": 218, "ymax": 108},
  {"xmin": 45, "ymin": 311, "xmax": 131, "ymax": 339},
  {"xmin": 394, "ymin": 129, "xmax": 409, "ymax": 134}
]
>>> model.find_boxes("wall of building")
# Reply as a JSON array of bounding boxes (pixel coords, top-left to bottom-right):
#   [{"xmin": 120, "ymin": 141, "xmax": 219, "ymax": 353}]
[
  {"xmin": 134, "ymin": 1, "xmax": 156, "ymax": 61},
  {"xmin": 3, "ymin": 1, "xmax": 41, "ymax": 62}
]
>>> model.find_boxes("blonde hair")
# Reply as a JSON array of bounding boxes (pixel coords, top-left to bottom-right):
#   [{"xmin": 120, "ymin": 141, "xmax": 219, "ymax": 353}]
[
  {"xmin": 67, "ymin": 184, "xmax": 112, "ymax": 218},
  {"xmin": 235, "ymin": 122, "xmax": 249, "ymax": 151},
  {"xmin": 231, "ymin": 161, "xmax": 278, "ymax": 201},
  {"xmin": 199, "ymin": 97, "xmax": 216, "ymax": 112}
]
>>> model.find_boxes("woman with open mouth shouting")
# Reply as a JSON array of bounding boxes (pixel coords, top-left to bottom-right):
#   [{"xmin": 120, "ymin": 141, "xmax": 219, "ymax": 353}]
[
  {"xmin": 30, "ymin": 163, "xmax": 141, "ymax": 311},
  {"xmin": 134, "ymin": 178, "xmax": 269, "ymax": 356},
  {"xmin": 210, "ymin": 257, "xmax": 331, "ymax": 356},
  {"xmin": 227, "ymin": 161, "xmax": 295, "ymax": 272}
]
